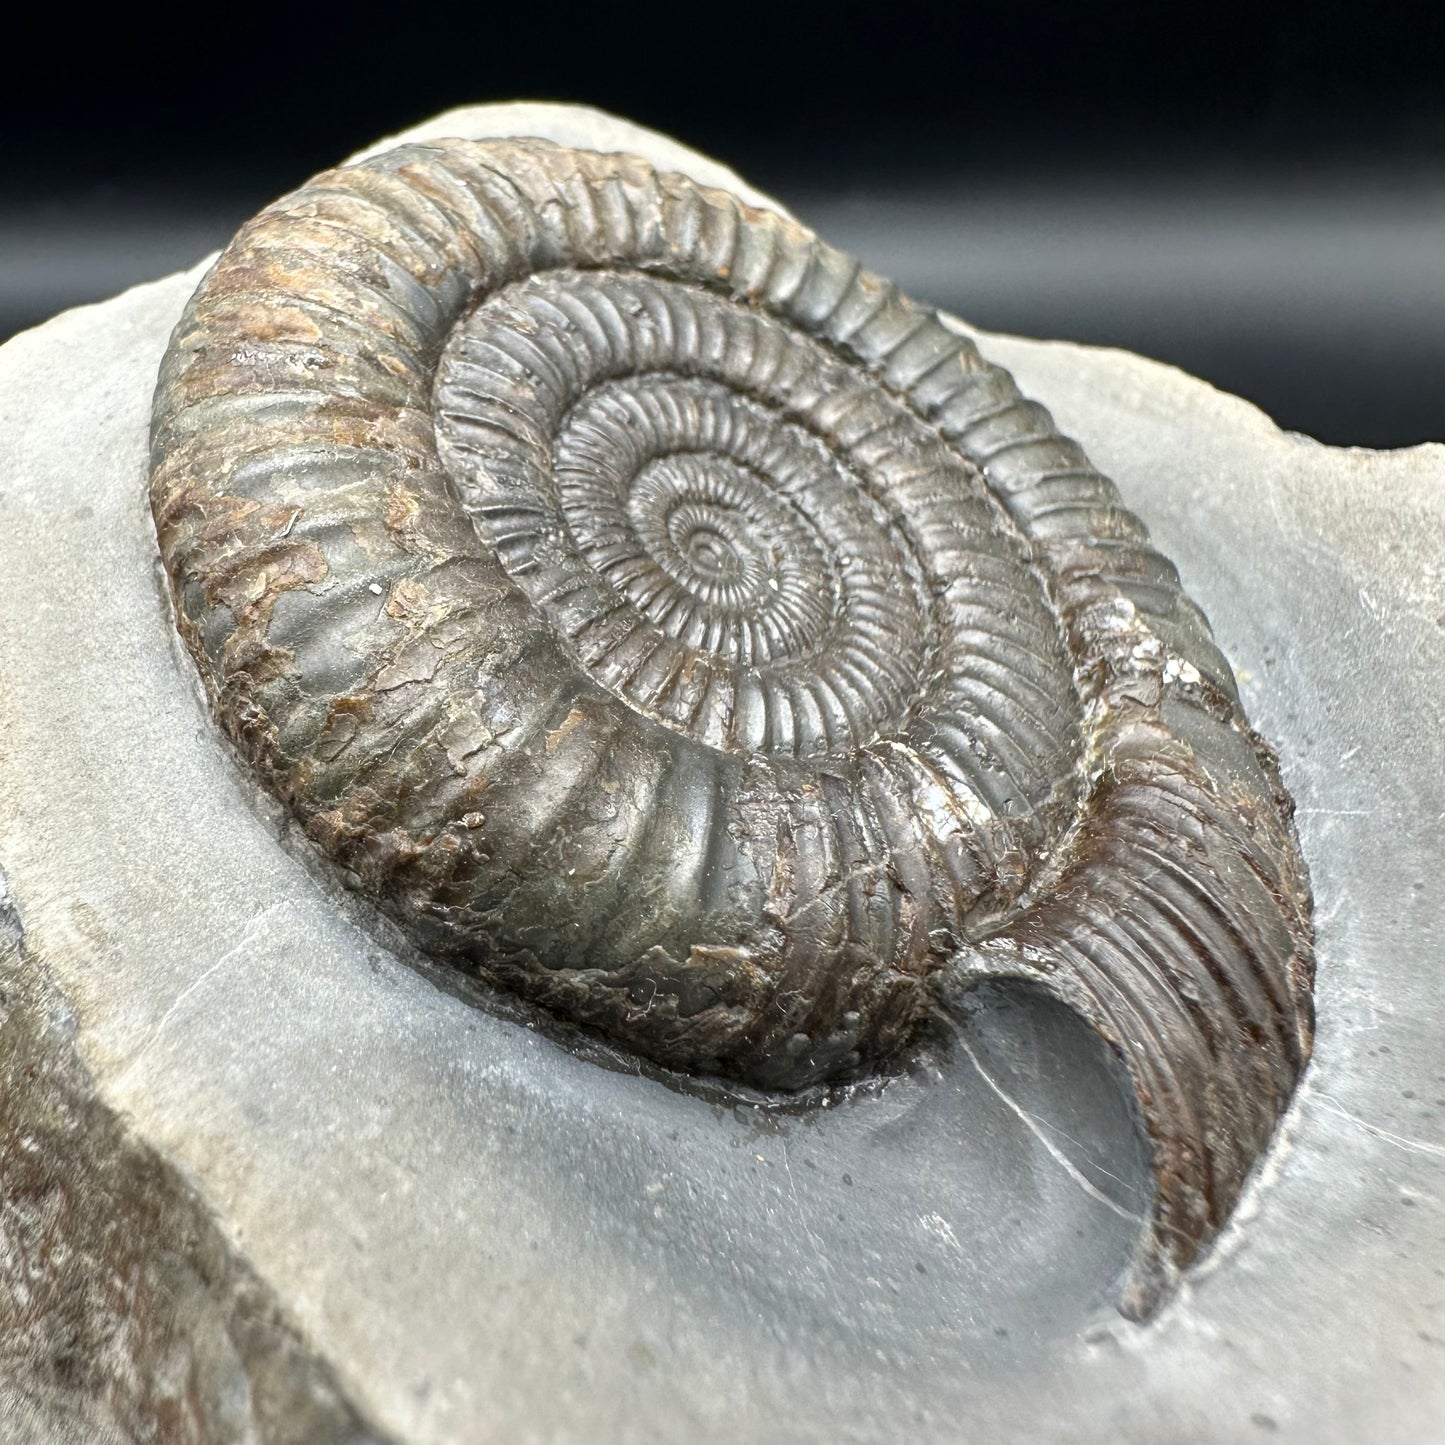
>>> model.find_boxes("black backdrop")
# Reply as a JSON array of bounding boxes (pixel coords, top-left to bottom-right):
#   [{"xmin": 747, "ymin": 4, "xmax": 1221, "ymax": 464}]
[{"xmin": 5, "ymin": 1, "xmax": 1440, "ymax": 445}]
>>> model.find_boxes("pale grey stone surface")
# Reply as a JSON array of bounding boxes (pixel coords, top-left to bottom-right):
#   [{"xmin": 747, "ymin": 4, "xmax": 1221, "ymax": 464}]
[{"xmin": 0, "ymin": 104, "xmax": 1441, "ymax": 1444}]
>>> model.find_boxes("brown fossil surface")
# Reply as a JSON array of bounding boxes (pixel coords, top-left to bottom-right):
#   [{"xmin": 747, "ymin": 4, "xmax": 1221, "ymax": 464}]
[
  {"xmin": 149, "ymin": 137, "xmax": 1314, "ymax": 1312},
  {"xmin": 0, "ymin": 884, "xmax": 391, "ymax": 1443}
]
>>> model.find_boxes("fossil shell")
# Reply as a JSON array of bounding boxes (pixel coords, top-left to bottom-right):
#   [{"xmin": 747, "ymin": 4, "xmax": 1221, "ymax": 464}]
[{"xmin": 150, "ymin": 138, "xmax": 1314, "ymax": 1311}]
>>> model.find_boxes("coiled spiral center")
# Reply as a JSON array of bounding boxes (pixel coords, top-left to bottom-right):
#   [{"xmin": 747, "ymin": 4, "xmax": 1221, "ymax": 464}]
[{"xmin": 433, "ymin": 268, "xmax": 994, "ymax": 759}]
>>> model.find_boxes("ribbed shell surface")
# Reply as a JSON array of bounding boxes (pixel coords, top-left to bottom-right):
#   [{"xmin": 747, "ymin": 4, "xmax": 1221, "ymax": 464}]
[{"xmin": 150, "ymin": 139, "xmax": 1314, "ymax": 1312}]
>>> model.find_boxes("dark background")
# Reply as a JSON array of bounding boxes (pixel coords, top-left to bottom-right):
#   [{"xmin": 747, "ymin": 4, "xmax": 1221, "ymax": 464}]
[{"xmin": 4, "ymin": 2, "xmax": 1440, "ymax": 445}]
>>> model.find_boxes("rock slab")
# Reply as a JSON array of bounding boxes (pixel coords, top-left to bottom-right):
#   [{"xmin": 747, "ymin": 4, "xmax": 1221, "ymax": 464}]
[{"xmin": 0, "ymin": 104, "xmax": 1442, "ymax": 1444}]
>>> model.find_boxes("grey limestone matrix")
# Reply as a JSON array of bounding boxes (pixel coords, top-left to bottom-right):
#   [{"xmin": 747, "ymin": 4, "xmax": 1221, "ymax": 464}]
[{"xmin": 2, "ymin": 105, "xmax": 1441, "ymax": 1445}]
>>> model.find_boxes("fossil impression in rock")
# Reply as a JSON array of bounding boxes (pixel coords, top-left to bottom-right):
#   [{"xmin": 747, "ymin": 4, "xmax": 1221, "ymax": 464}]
[{"xmin": 149, "ymin": 138, "xmax": 1314, "ymax": 1314}]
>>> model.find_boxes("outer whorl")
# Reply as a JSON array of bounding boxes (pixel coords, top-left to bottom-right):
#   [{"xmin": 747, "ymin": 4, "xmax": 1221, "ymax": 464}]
[{"xmin": 150, "ymin": 138, "xmax": 1314, "ymax": 1312}]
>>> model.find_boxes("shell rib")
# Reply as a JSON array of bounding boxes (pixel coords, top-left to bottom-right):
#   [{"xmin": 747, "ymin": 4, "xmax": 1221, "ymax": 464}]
[{"xmin": 150, "ymin": 138, "xmax": 1314, "ymax": 1313}]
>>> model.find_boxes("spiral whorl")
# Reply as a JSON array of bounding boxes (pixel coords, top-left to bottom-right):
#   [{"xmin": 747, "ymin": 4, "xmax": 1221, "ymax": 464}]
[{"xmin": 150, "ymin": 137, "xmax": 1314, "ymax": 1310}]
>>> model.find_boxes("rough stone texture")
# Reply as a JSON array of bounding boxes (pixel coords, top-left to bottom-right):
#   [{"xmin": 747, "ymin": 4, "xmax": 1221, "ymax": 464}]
[
  {"xmin": 0, "ymin": 882, "xmax": 387, "ymax": 1444},
  {"xmin": 1, "ymin": 104, "xmax": 1441, "ymax": 1444}
]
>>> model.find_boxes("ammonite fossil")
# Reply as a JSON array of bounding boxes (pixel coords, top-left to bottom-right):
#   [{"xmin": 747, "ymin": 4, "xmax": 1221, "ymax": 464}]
[{"xmin": 149, "ymin": 137, "xmax": 1314, "ymax": 1314}]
